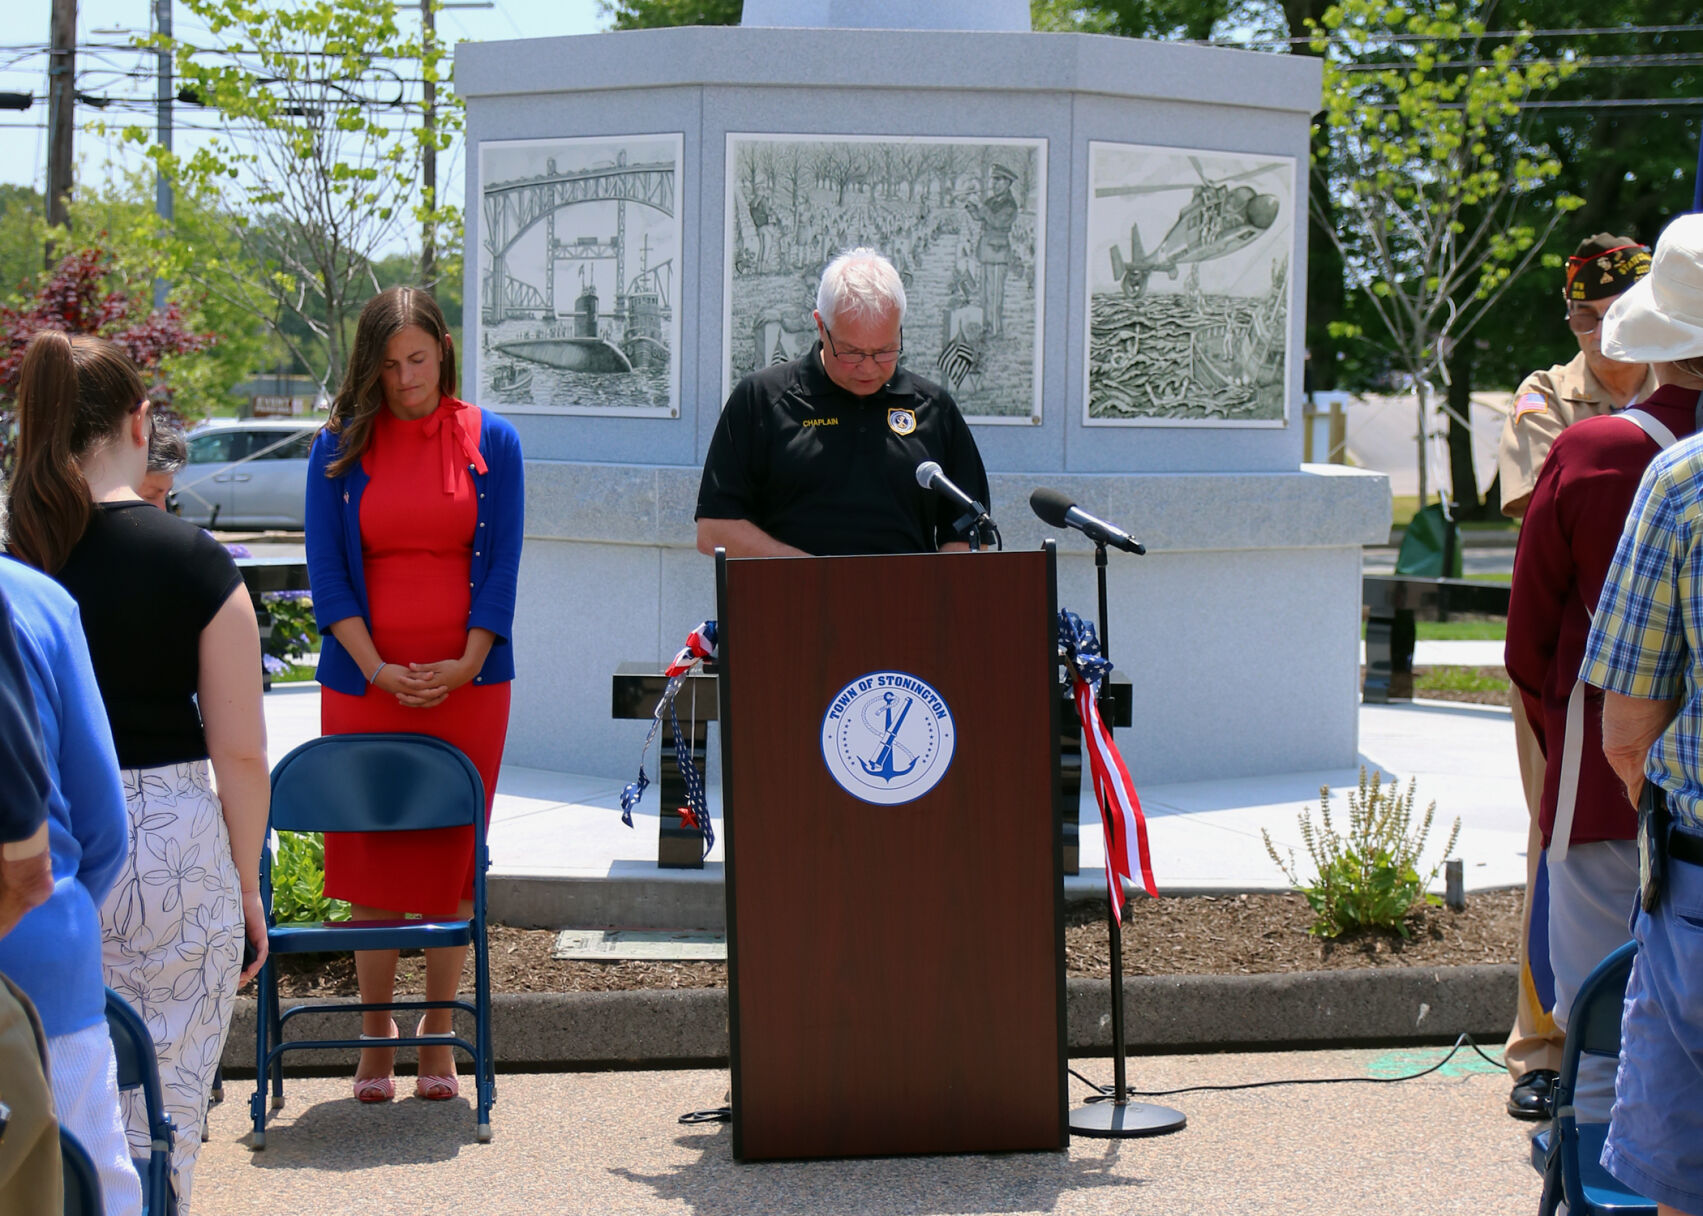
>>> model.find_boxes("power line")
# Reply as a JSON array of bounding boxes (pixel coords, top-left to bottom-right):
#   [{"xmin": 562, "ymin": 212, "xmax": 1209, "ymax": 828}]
[
  {"xmin": 1216, "ymin": 22, "xmax": 1703, "ymax": 49},
  {"xmin": 1339, "ymin": 51, "xmax": 1703, "ymax": 72}
]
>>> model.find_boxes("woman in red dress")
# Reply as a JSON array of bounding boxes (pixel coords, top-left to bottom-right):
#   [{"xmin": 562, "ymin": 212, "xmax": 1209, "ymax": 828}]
[{"xmin": 304, "ymin": 287, "xmax": 524, "ymax": 1103}]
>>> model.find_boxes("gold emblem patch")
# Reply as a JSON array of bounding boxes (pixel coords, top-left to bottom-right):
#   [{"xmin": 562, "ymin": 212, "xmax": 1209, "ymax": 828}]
[{"xmin": 887, "ymin": 408, "xmax": 917, "ymax": 436}]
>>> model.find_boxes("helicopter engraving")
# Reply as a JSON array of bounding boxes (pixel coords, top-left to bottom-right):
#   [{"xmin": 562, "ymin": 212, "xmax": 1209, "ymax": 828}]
[{"xmin": 1095, "ymin": 158, "xmax": 1284, "ymax": 299}]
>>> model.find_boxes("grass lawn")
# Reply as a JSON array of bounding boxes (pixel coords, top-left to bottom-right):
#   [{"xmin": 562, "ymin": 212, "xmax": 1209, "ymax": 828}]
[
  {"xmin": 1415, "ymin": 666, "xmax": 1510, "ymax": 697},
  {"xmin": 1390, "ymin": 494, "xmax": 1517, "ymax": 534},
  {"xmin": 1362, "ymin": 618, "xmax": 1506, "ymax": 641},
  {"xmin": 269, "ymin": 662, "xmax": 317, "ymax": 684}
]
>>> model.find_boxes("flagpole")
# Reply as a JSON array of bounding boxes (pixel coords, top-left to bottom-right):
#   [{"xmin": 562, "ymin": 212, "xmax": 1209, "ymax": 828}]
[{"xmin": 1068, "ymin": 538, "xmax": 1185, "ymax": 1138}]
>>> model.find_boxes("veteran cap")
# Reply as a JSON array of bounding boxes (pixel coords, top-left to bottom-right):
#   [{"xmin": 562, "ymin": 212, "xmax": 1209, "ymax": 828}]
[{"xmin": 1566, "ymin": 233, "xmax": 1652, "ymax": 302}]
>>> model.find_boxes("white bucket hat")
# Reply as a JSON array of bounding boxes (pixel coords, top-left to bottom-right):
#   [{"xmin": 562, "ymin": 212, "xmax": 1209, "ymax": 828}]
[{"xmin": 1602, "ymin": 213, "xmax": 1703, "ymax": 363}]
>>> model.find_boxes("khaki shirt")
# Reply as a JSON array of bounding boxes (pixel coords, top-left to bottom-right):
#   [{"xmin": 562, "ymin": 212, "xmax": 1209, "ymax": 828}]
[{"xmin": 1497, "ymin": 352, "xmax": 1659, "ymax": 517}]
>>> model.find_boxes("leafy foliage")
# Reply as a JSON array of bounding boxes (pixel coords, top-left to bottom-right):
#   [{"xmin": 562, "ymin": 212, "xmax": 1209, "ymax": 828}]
[
  {"xmin": 1262, "ymin": 767, "xmax": 1461, "ymax": 938},
  {"xmin": 0, "ymin": 246, "xmax": 212, "ymax": 398},
  {"xmin": 260, "ymin": 590, "xmax": 320, "ymax": 665},
  {"xmin": 1310, "ymin": 0, "xmax": 1580, "ymax": 501},
  {"xmin": 135, "ymin": 0, "xmax": 462, "ymax": 389},
  {"xmin": 0, "ymin": 246, "xmax": 212, "ymax": 472},
  {"xmin": 1031, "ymin": 0, "xmax": 1231, "ymax": 38},
  {"xmin": 598, "ymin": 0, "xmax": 741, "ymax": 27},
  {"xmin": 269, "ymin": 831, "xmax": 350, "ymax": 925},
  {"xmin": 0, "ymin": 186, "xmax": 47, "ymax": 308}
]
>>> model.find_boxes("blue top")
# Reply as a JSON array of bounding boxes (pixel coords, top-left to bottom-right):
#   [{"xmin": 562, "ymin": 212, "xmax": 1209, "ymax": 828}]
[
  {"xmin": 0, "ymin": 557, "xmax": 127, "ymax": 1038},
  {"xmin": 0, "ymin": 589, "xmax": 51, "ymax": 843},
  {"xmin": 305, "ymin": 399, "xmax": 525, "ymax": 696}
]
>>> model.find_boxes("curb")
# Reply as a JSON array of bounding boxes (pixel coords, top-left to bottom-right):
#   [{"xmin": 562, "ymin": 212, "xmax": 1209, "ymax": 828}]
[{"xmin": 219, "ymin": 964, "xmax": 1516, "ymax": 1075}]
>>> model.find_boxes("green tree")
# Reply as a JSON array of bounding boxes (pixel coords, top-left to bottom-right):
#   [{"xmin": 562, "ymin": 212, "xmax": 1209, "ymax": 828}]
[
  {"xmin": 60, "ymin": 173, "xmax": 271, "ymax": 419},
  {"xmin": 599, "ymin": 0, "xmax": 1224, "ymax": 34},
  {"xmin": 0, "ymin": 187, "xmax": 46, "ymax": 308},
  {"xmin": 1031, "ymin": 0, "xmax": 1230, "ymax": 37},
  {"xmin": 1311, "ymin": 0, "xmax": 1580, "ymax": 505},
  {"xmin": 135, "ymin": 0, "xmax": 459, "ymax": 390},
  {"xmin": 598, "ymin": 0, "xmax": 740, "ymax": 27},
  {"xmin": 1462, "ymin": 1, "xmax": 1701, "ymax": 390}
]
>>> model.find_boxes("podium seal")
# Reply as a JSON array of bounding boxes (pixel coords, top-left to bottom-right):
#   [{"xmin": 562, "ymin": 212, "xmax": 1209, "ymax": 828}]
[{"xmin": 820, "ymin": 670, "xmax": 956, "ymax": 805}]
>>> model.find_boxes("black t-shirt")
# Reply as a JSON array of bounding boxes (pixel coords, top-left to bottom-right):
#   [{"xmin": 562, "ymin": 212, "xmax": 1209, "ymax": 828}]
[
  {"xmin": 55, "ymin": 501, "xmax": 245, "ymax": 769},
  {"xmin": 695, "ymin": 343, "xmax": 992, "ymax": 556}
]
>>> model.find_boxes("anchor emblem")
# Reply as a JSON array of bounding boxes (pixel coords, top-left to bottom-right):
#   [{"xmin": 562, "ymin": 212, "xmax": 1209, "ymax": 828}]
[
  {"xmin": 820, "ymin": 670, "xmax": 956, "ymax": 805},
  {"xmin": 859, "ymin": 692, "xmax": 918, "ymax": 781}
]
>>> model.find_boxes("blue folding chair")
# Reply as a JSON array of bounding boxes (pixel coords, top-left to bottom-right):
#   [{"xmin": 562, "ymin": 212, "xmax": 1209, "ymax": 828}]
[
  {"xmin": 1532, "ymin": 941, "xmax": 1655, "ymax": 1215},
  {"xmin": 59, "ymin": 1128, "xmax": 101, "ymax": 1216},
  {"xmin": 251, "ymin": 733, "xmax": 494, "ymax": 1148},
  {"xmin": 105, "ymin": 987, "xmax": 175, "ymax": 1216}
]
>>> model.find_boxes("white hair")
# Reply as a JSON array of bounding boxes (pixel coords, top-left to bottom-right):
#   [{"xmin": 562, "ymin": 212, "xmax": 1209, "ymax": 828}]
[{"xmin": 815, "ymin": 248, "xmax": 907, "ymax": 329}]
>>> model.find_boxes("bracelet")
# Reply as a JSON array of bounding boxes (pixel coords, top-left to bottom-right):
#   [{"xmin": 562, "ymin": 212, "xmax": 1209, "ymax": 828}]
[{"xmin": 369, "ymin": 662, "xmax": 388, "ymax": 685}]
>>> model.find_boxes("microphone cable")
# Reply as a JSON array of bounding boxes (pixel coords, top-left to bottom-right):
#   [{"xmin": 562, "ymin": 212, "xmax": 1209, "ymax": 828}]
[{"xmin": 1068, "ymin": 1031, "xmax": 1508, "ymax": 1102}]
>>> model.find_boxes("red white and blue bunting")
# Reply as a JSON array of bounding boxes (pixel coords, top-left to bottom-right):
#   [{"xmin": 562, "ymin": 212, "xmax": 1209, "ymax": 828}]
[
  {"xmin": 620, "ymin": 621, "xmax": 718, "ymax": 858},
  {"xmin": 1059, "ymin": 610, "xmax": 1157, "ymax": 920}
]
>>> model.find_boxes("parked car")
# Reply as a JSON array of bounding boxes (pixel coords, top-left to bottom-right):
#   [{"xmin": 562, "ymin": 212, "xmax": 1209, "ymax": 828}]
[{"xmin": 174, "ymin": 418, "xmax": 323, "ymax": 531}]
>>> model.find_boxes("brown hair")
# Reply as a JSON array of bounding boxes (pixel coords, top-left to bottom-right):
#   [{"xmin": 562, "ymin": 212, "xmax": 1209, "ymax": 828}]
[
  {"xmin": 324, "ymin": 286, "xmax": 457, "ymax": 478},
  {"xmin": 7, "ymin": 331, "xmax": 147, "ymax": 573}
]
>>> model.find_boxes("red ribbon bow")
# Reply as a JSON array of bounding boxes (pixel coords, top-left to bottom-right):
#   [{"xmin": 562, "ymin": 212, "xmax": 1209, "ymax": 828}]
[{"xmin": 422, "ymin": 397, "xmax": 488, "ymax": 494}]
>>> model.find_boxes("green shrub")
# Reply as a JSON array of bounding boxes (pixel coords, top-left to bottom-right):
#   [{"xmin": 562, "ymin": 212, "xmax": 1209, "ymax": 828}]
[
  {"xmin": 269, "ymin": 831, "xmax": 350, "ymax": 925},
  {"xmin": 1262, "ymin": 767, "xmax": 1461, "ymax": 939},
  {"xmin": 261, "ymin": 591, "xmax": 320, "ymax": 663}
]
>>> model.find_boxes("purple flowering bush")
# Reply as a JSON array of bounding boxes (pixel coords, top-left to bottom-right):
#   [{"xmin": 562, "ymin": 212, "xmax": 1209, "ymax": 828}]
[{"xmin": 262, "ymin": 590, "xmax": 319, "ymax": 667}]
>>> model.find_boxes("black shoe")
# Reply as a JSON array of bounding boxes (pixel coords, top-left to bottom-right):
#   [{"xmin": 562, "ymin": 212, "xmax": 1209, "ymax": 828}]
[{"xmin": 1508, "ymin": 1069, "xmax": 1558, "ymax": 1121}]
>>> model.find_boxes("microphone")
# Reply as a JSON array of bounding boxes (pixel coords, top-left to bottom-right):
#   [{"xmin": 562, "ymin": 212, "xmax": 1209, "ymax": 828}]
[
  {"xmin": 1029, "ymin": 488, "xmax": 1146, "ymax": 555},
  {"xmin": 915, "ymin": 461, "xmax": 988, "ymax": 518}
]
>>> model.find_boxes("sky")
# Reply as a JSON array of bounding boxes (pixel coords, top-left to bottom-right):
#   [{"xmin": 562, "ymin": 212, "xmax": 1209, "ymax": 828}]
[{"xmin": 0, "ymin": 0, "xmax": 609, "ymax": 227}]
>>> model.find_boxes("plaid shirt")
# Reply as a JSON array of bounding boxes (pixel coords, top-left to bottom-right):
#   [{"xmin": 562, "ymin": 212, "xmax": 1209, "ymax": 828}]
[{"xmin": 1581, "ymin": 437, "xmax": 1703, "ymax": 830}]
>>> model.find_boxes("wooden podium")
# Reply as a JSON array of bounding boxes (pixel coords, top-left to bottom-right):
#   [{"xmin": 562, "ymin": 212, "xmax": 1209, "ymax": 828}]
[{"xmin": 715, "ymin": 547, "xmax": 1067, "ymax": 1161}]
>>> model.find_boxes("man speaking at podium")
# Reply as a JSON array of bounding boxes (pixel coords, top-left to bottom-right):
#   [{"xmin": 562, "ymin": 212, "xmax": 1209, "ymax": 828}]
[{"xmin": 696, "ymin": 248, "xmax": 990, "ymax": 557}]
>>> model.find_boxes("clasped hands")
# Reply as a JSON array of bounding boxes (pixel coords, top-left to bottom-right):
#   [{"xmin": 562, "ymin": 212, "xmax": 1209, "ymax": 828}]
[{"xmin": 372, "ymin": 656, "xmax": 479, "ymax": 708}]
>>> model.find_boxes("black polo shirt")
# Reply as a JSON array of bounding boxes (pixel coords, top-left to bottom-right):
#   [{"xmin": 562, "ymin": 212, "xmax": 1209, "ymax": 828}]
[{"xmin": 696, "ymin": 343, "xmax": 991, "ymax": 556}]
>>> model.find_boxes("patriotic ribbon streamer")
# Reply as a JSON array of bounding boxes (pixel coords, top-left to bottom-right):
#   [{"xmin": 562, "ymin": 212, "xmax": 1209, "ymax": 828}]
[
  {"xmin": 1058, "ymin": 610, "xmax": 1158, "ymax": 920},
  {"xmin": 621, "ymin": 621, "xmax": 719, "ymax": 858}
]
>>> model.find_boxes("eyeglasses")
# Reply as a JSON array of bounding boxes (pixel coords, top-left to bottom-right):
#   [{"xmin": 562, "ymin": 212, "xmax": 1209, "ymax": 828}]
[
  {"xmin": 822, "ymin": 324, "xmax": 903, "ymax": 368},
  {"xmin": 1566, "ymin": 307, "xmax": 1605, "ymax": 335}
]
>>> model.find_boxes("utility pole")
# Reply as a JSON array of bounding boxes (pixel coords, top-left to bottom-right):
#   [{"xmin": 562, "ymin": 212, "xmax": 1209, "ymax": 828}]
[
  {"xmin": 420, "ymin": 0, "xmax": 436, "ymax": 295},
  {"xmin": 44, "ymin": 0, "xmax": 77, "ymax": 267},
  {"xmin": 154, "ymin": 0, "xmax": 173, "ymax": 310}
]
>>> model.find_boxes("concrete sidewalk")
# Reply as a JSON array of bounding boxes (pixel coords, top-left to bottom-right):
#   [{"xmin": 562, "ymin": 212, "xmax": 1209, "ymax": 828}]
[
  {"xmin": 194, "ymin": 1047, "xmax": 1541, "ymax": 1216},
  {"xmin": 263, "ymin": 639, "xmax": 1524, "ymax": 928}
]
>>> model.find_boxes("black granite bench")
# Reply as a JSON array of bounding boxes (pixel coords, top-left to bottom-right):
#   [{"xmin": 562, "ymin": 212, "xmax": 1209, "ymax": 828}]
[{"xmin": 1362, "ymin": 574, "xmax": 1510, "ymax": 704}]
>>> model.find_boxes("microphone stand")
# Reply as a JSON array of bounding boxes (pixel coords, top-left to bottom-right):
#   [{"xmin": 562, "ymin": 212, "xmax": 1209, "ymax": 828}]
[
  {"xmin": 951, "ymin": 510, "xmax": 1000, "ymax": 552},
  {"xmin": 1069, "ymin": 538, "xmax": 1186, "ymax": 1139}
]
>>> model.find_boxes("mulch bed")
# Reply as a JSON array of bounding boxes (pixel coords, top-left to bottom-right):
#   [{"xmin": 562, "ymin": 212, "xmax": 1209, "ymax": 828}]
[{"xmin": 270, "ymin": 888, "xmax": 1522, "ymax": 999}]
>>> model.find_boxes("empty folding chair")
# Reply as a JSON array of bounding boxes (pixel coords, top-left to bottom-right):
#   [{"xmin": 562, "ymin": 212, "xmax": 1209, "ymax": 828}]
[
  {"xmin": 59, "ymin": 1128, "xmax": 101, "ymax": 1216},
  {"xmin": 1532, "ymin": 941, "xmax": 1655, "ymax": 1216},
  {"xmin": 104, "ymin": 987, "xmax": 175, "ymax": 1216},
  {"xmin": 251, "ymin": 733, "xmax": 494, "ymax": 1148}
]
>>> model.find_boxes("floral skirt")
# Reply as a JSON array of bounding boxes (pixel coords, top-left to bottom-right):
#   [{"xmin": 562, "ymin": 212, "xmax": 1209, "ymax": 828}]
[{"xmin": 99, "ymin": 761, "xmax": 243, "ymax": 1216}]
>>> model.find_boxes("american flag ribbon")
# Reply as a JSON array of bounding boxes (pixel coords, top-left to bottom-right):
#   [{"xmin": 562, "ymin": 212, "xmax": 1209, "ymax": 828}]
[
  {"xmin": 935, "ymin": 331, "xmax": 981, "ymax": 391},
  {"xmin": 621, "ymin": 620, "xmax": 719, "ymax": 857},
  {"xmin": 1058, "ymin": 610, "xmax": 1158, "ymax": 920}
]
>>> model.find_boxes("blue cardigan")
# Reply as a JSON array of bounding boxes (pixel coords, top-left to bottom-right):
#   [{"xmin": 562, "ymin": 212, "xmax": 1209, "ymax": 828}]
[
  {"xmin": 306, "ymin": 400, "xmax": 525, "ymax": 695},
  {"xmin": 0, "ymin": 558, "xmax": 127, "ymax": 1039}
]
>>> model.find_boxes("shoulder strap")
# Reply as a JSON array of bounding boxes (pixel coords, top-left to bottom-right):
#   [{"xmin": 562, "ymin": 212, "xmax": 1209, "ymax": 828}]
[
  {"xmin": 1620, "ymin": 408, "xmax": 1679, "ymax": 450},
  {"xmin": 1553, "ymin": 406, "xmax": 1677, "ymax": 857}
]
